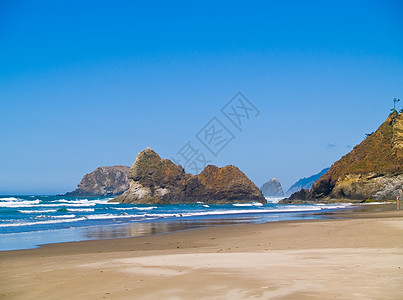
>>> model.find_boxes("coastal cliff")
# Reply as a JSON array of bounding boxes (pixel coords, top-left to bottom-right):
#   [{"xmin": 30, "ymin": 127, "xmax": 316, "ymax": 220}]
[
  {"xmin": 64, "ymin": 166, "xmax": 130, "ymax": 197},
  {"xmin": 284, "ymin": 112, "xmax": 403, "ymax": 202},
  {"xmin": 111, "ymin": 148, "xmax": 265, "ymax": 204}
]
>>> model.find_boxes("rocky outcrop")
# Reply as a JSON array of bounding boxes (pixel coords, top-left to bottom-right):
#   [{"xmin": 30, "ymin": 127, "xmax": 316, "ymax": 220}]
[
  {"xmin": 284, "ymin": 188, "xmax": 312, "ymax": 202},
  {"xmin": 64, "ymin": 166, "xmax": 130, "ymax": 197},
  {"xmin": 110, "ymin": 148, "xmax": 265, "ymax": 204},
  {"xmin": 285, "ymin": 168, "xmax": 329, "ymax": 196},
  {"xmin": 260, "ymin": 178, "xmax": 284, "ymax": 197},
  {"xmin": 285, "ymin": 112, "xmax": 403, "ymax": 202},
  {"xmin": 197, "ymin": 165, "xmax": 265, "ymax": 202}
]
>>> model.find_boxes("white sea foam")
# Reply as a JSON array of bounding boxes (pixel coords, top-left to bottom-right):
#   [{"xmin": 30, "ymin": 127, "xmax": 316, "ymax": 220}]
[
  {"xmin": 102, "ymin": 204, "xmax": 353, "ymax": 220},
  {"xmin": 2, "ymin": 202, "xmax": 93, "ymax": 208},
  {"xmin": 233, "ymin": 202, "xmax": 263, "ymax": 207},
  {"xmin": 0, "ymin": 197, "xmax": 19, "ymax": 201},
  {"xmin": 50, "ymin": 215, "xmax": 77, "ymax": 219},
  {"xmin": 67, "ymin": 208, "xmax": 95, "ymax": 212},
  {"xmin": 0, "ymin": 217, "xmax": 87, "ymax": 227},
  {"xmin": 1, "ymin": 199, "xmax": 116, "ymax": 208},
  {"xmin": 134, "ymin": 206, "xmax": 157, "ymax": 211},
  {"xmin": 0, "ymin": 201, "xmax": 353, "ymax": 230},
  {"xmin": 56, "ymin": 199, "xmax": 111, "ymax": 205},
  {"xmin": 112, "ymin": 207, "xmax": 137, "ymax": 210},
  {"xmin": 18, "ymin": 209, "xmax": 58, "ymax": 213},
  {"xmin": 0, "ymin": 200, "xmax": 41, "ymax": 207},
  {"xmin": 112, "ymin": 206, "xmax": 157, "ymax": 211},
  {"xmin": 0, "ymin": 213, "xmax": 146, "ymax": 228},
  {"xmin": 34, "ymin": 215, "xmax": 47, "ymax": 219},
  {"xmin": 142, "ymin": 204, "xmax": 352, "ymax": 219},
  {"xmin": 144, "ymin": 210, "xmax": 264, "ymax": 218},
  {"xmin": 264, "ymin": 197, "xmax": 283, "ymax": 204},
  {"xmin": 58, "ymin": 199, "xmax": 82, "ymax": 203},
  {"xmin": 86, "ymin": 213, "xmax": 146, "ymax": 220},
  {"xmin": 97, "ymin": 199, "xmax": 119, "ymax": 205}
]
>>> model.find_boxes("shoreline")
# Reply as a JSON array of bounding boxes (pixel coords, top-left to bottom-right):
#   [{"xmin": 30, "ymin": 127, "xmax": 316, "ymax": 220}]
[
  {"xmin": 1, "ymin": 205, "xmax": 402, "ymax": 299},
  {"xmin": 0, "ymin": 202, "xmax": 359, "ymax": 252},
  {"xmin": 2, "ymin": 203, "xmax": 400, "ymax": 254}
]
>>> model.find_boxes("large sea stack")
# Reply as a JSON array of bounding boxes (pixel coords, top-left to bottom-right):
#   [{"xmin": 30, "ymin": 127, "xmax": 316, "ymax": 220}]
[
  {"xmin": 110, "ymin": 148, "xmax": 265, "ymax": 204},
  {"xmin": 260, "ymin": 178, "xmax": 284, "ymax": 197},
  {"xmin": 64, "ymin": 166, "xmax": 130, "ymax": 197},
  {"xmin": 286, "ymin": 112, "xmax": 403, "ymax": 202}
]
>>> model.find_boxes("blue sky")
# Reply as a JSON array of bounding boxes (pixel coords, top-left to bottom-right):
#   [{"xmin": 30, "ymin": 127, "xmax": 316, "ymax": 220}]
[{"xmin": 1, "ymin": 0, "xmax": 402, "ymax": 194}]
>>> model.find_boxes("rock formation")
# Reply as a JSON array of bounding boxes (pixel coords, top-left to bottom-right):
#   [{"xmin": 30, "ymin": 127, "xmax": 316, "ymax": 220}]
[
  {"xmin": 260, "ymin": 178, "xmax": 284, "ymax": 197},
  {"xmin": 285, "ymin": 112, "xmax": 403, "ymax": 202},
  {"xmin": 64, "ymin": 166, "xmax": 130, "ymax": 197},
  {"xmin": 110, "ymin": 148, "xmax": 266, "ymax": 204},
  {"xmin": 285, "ymin": 168, "xmax": 329, "ymax": 196}
]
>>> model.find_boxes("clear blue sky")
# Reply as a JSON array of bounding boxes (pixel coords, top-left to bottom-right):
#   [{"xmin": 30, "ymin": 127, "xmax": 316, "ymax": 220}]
[{"xmin": 1, "ymin": 0, "xmax": 402, "ymax": 194}]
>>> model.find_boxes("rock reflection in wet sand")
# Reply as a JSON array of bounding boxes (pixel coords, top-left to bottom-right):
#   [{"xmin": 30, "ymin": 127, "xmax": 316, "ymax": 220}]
[{"xmin": 82, "ymin": 217, "xmax": 259, "ymax": 240}]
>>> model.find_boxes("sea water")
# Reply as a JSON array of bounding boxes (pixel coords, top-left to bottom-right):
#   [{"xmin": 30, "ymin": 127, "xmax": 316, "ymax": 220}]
[{"xmin": 0, "ymin": 195, "xmax": 353, "ymax": 251}]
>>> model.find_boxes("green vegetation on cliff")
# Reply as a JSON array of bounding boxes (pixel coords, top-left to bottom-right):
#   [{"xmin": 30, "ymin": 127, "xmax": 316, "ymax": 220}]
[{"xmin": 287, "ymin": 112, "xmax": 403, "ymax": 201}]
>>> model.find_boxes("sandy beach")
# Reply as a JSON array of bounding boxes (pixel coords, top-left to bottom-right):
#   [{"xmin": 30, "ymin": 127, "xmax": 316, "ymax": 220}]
[{"xmin": 1, "ymin": 207, "xmax": 402, "ymax": 300}]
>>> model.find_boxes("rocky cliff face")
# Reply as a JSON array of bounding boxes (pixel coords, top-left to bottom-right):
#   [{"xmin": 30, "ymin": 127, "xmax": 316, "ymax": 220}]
[
  {"xmin": 65, "ymin": 166, "xmax": 130, "ymax": 197},
  {"xmin": 260, "ymin": 178, "xmax": 284, "ymax": 197},
  {"xmin": 285, "ymin": 168, "xmax": 329, "ymax": 196},
  {"xmin": 287, "ymin": 112, "xmax": 403, "ymax": 202},
  {"xmin": 197, "ymin": 165, "xmax": 265, "ymax": 202},
  {"xmin": 111, "ymin": 148, "xmax": 265, "ymax": 204}
]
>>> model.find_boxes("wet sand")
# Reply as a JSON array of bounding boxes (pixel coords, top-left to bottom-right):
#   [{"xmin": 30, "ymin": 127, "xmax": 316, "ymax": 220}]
[{"xmin": 0, "ymin": 207, "xmax": 402, "ymax": 299}]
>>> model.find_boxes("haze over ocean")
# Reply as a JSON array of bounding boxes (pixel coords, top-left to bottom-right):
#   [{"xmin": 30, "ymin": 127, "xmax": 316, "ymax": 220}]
[{"xmin": 1, "ymin": 0, "xmax": 402, "ymax": 194}]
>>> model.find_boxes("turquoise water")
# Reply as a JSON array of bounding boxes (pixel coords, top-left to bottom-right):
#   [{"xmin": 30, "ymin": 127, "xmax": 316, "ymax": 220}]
[{"xmin": 0, "ymin": 195, "xmax": 353, "ymax": 251}]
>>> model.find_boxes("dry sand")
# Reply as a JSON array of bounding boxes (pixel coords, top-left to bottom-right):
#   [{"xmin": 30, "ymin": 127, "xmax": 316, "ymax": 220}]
[{"xmin": 0, "ymin": 208, "xmax": 402, "ymax": 299}]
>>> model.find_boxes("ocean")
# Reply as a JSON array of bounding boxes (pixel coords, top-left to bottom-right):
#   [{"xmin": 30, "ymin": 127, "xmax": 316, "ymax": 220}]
[{"xmin": 0, "ymin": 195, "xmax": 353, "ymax": 251}]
